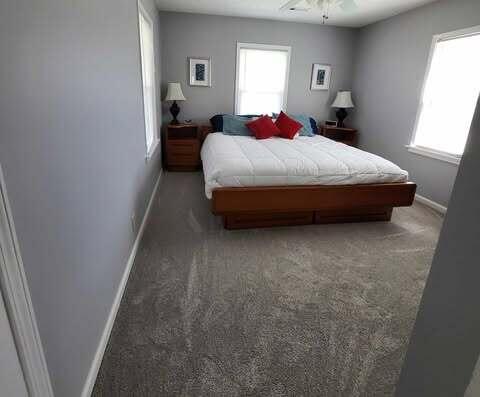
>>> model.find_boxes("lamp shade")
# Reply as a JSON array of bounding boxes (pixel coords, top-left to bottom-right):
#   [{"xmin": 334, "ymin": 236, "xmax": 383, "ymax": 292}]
[
  {"xmin": 164, "ymin": 82, "xmax": 186, "ymax": 101},
  {"xmin": 332, "ymin": 91, "xmax": 354, "ymax": 108}
]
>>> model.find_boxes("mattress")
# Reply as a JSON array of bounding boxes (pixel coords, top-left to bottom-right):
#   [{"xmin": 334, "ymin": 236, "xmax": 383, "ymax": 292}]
[{"xmin": 201, "ymin": 133, "xmax": 409, "ymax": 199}]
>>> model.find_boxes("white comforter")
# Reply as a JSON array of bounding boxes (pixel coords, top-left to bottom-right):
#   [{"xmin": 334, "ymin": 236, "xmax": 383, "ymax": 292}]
[{"xmin": 201, "ymin": 133, "xmax": 408, "ymax": 199}]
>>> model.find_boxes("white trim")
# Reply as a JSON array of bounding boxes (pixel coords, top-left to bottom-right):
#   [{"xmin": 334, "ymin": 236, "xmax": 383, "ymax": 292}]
[
  {"xmin": 415, "ymin": 194, "xmax": 447, "ymax": 215},
  {"xmin": 81, "ymin": 170, "xmax": 163, "ymax": 397},
  {"xmin": 436, "ymin": 24, "xmax": 480, "ymax": 42},
  {"xmin": 409, "ymin": 25, "xmax": 480, "ymax": 159},
  {"xmin": 137, "ymin": 0, "xmax": 159, "ymax": 160},
  {"xmin": 0, "ymin": 165, "xmax": 54, "ymax": 397},
  {"xmin": 234, "ymin": 42, "xmax": 292, "ymax": 115},
  {"xmin": 145, "ymin": 138, "xmax": 160, "ymax": 162},
  {"xmin": 406, "ymin": 145, "xmax": 461, "ymax": 165}
]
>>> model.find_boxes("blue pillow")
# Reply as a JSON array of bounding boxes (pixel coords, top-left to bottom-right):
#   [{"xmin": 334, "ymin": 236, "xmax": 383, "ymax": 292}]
[
  {"xmin": 210, "ymin": 114, "xmax": 260, "ymax": 133},
  {"xmin": 272, "ymin": 113, "xmax": 317, "ymax": 136},
  {"xmin": 309, "ymin": 118, "xmax": 319, "ymax": 135},
  {"xmin": 222, "ymin": 115, "xmax": 252, "ymax": 136},
  {"xmin": 291, "ymin": 115, "xmax": 315, "ymax": 136},
  {"xmin": 210, "ymin": 114, "xmax": 224, "ymax": 132}
]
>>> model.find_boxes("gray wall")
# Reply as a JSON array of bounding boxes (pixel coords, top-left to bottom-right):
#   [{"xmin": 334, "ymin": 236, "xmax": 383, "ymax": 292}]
[
  {"xmin": 0, "ymin": 0, "xmax": 161, "ymax": 395},
  {"xmin": 352, "ymin": 0, "xmax": 480, "ymax": 207},
  {"xmin": 395, "ymin": 97, "xmax": 480, "ymax": 396},
  {"xmin": 159, "ymin": 12, "xmax": 356, "ymax": 124}
]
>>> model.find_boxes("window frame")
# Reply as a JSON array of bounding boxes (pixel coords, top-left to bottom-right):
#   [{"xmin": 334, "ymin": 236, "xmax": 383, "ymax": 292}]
[
  {"xmin": 137, "ymin": 1, "xmax": 159, "ymax": 161},
  {"xmin": 234, "ymin": 42, "xmax": 292, "ymax": 116},
  {"xmin": 407, "ymin": 25, "xmax": 480, "ymax": 166}
]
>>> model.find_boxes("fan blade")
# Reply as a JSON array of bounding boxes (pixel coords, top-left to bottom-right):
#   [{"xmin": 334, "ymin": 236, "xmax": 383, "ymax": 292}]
[
  {"xmin": 338, "ymin": 0, "xmax": 358, "ymax": 12},
  {"xmin": 280, "ymin": 0, "xmax": 303, "ymax": 10}
]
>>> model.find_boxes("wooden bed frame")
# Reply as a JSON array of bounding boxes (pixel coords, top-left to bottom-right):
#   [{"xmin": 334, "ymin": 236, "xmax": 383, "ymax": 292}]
[
  {"xmin": 200, "ymin": 126, "xmax": 417, "ymax": 230},
  {"xmin": 212, "ymin": 183, "xmax": 416, "ymax": 229}
]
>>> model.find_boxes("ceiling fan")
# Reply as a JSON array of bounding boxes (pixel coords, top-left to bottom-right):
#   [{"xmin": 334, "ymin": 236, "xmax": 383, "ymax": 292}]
[{"xmin": 280, "ymin": 0, "xmax": 358, "ymax": 22}]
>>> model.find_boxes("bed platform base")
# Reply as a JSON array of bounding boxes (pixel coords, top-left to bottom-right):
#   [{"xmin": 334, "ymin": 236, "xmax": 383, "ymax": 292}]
[{"xmin": 212, "ymin": 182, "xmax": 416, "ymax": 230}]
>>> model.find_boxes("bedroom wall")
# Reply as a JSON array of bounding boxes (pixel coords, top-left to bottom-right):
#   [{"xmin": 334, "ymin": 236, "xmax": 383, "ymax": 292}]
[
  {"xmin": 0, "ymin": 0, "xmax": 161, "ymax": 395},
  {"xmin": 159, "ymin": 12, "xmax": 356, "ymax": 124},
  {"xmin": 352, "ymin": 0, "xmax": 480, "ymax": 207},
  {"xmin": 395, "ymin": 97, "xmax": 480, "ymax": 396}
]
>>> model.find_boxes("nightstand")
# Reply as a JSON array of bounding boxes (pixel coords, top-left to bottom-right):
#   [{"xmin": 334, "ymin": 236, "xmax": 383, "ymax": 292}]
[
  {"xmin": 320, "ymin": 125, "xmax": 358, "ymax": 147},
  {"xmin": 165, "ymin": 124, "xmax": 200, "ymax": 171}
]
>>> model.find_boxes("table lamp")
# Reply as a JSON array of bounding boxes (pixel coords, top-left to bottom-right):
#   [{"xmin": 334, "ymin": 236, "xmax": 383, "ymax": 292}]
[
  {"xmin": 164, "ymin": 82, "xmax": 186, "ymax": 125},
  {"xmin": 332, "ymin": 91, "xmax": 354, "ymax": 128}
]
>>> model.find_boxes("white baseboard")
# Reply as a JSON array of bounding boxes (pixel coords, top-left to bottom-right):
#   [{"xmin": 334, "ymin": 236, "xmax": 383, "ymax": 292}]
[
  {"xmin": 415, "ymin": 193, "xmax": 447, "ymax": 215},
  {"xmin": 81, "ymin": 170, "xmax": 162, "ymax": 397}
]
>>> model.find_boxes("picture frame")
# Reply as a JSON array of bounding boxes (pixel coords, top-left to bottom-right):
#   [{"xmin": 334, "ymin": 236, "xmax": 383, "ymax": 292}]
[
  {"xmin": 310, "ymin": 64, "xmax": 331, "ymax": 90},
  {"xmin": 325, "ymin": 120, "xmax": 338, "ymax": 127},
  {"xmin": 188, "ymin": 57, "xmax": 211, "ymax": 87}
]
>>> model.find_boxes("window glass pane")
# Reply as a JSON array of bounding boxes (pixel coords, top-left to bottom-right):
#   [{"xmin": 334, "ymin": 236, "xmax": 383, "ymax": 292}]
[
  {"xmin": 239, "ymin": 92, "xmax": 283, "ymax": 116},
  {"xmin": 144, "ymin": 87, "xmax": 154, "ymax": 149},
  {"xmin": 237, "ymin": 46, "xmax": 289, "ymax": 115},
  {"xmin": 139, "ymin": 9, "xmax": 157, "ymax": 154},
  {"xmin": 414, "ymin": 33, "xmax": 480, "ymax": 155}
]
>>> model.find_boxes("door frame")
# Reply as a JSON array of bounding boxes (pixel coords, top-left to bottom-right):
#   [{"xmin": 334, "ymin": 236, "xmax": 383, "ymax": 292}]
[{"xmin": 0, "ymin": 164, "xmax": 54, "ymax": 397}]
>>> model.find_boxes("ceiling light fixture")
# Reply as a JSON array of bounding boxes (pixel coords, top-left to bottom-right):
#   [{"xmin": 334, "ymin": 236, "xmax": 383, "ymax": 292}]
[
  {"xmin": 321, "ymin": 0, "xmax": 331, "ymax": 24},
  {"xmin": 280, "ymin": 0, "xmax": 358, "ymax": 24}
]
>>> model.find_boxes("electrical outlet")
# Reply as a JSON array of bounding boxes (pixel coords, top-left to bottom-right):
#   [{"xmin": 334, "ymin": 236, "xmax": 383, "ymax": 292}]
[{"xmin": 131, "ymin": 213, "xmax": 136, "ymax": 233}]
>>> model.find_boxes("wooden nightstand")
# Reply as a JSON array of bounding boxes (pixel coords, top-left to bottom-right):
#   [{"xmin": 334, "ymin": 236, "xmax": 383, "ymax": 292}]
[
  {"xmin": 165, "ymin": 124, "xmax": 200, "ymax": 171},
  {"xmin": 320, "ymin": 125, "xmax": 358, "ymax": 147}
]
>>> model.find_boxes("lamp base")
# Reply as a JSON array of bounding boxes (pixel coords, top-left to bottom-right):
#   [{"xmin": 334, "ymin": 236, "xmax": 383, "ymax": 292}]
[
  {"xmin": 336, "ymin": 108, "xmax": 348, "ymax": 128},
  {"xmin": 169, "ymin": 101, "xmax": 180, "ymax": 125}
]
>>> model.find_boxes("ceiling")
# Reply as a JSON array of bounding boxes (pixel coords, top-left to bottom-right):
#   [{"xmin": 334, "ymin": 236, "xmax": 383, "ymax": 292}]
[{"xmin": 154, "ymin": 0, "xmax": 438, "ymax": 28}]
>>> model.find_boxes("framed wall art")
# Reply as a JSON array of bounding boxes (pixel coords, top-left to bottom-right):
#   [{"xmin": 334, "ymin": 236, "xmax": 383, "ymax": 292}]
[
  {"xmin": 188, "ymin": 57, "xmax": 211, "ymax": 87},
  {"xmin": 311, "ymin": 64, "xmax": 331, "ymax": 90}
]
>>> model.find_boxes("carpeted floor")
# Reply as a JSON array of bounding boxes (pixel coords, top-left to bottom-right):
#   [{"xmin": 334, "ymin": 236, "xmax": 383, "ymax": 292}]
[{"xmin": 93, "ymin": 172, "xmax": 443, "ymax": 397}]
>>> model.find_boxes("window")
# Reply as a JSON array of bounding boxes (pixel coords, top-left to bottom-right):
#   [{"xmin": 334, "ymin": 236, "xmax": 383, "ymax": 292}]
[
  {"xmin": 409, "ymin": 26, "xmax": 480, "ymax": 164},
  {"xmin": 138, "ymin": 3, "xmax": 158, "ymax": 158},
  {"xmin": 235, "ymin": 43, "xmax": 291, "ymax": 116}
]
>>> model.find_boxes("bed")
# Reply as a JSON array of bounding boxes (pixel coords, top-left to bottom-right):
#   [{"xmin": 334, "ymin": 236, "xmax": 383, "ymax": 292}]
[{"xmin": 200, "ymin": 129, "xmax": 416, "ymax": 229}]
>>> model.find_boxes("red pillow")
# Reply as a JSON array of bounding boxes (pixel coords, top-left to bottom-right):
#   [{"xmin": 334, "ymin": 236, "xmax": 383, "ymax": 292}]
[
  {"xmin": 275, "ymin": 111, "xmax": 303, "ymax": 139},
  {"xmin": 246, "ymin": 115, "xmax": 280, "ymax": 139}
]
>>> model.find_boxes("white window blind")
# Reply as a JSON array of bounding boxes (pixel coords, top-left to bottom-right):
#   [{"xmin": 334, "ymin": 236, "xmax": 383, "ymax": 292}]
[
  {"xmin": 138, "ymin": 5, "xmax": 158, "ymax": 157},
  {"xmin": 411, "ymin": 28, "xmax": 480, "ymax": 161},
  {"xmin": 235, "ymin": 43, "xmax": 291, "ymax": 116}
]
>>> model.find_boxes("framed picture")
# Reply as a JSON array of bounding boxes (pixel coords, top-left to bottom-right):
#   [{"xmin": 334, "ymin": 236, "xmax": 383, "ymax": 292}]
[
  {"xmin": 310, "ymin": 64, "xmax": 331, "ymax": 90},
  {"xmin": 188, "ymin": 57, "xmax": 211, "ymax": 87},
  {"xmin": 325, "ymin": 120, "xmax": 338, "ymax": 127}
]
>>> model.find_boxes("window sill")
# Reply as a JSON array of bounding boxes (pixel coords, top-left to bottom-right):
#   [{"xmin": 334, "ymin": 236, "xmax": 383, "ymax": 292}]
[
  {"xmin": 406, "ymin": 145, "xmax": 460, "ymax": 165},
  {"xmin": 145, "ymin": 139, "xmax": 160, "ymax": 162}
]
